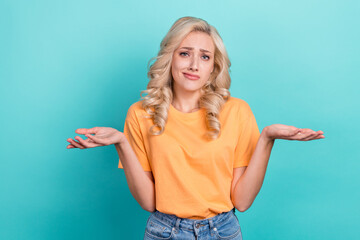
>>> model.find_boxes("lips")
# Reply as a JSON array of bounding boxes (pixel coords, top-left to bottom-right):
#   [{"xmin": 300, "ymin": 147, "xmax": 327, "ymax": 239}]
[{"xmin": 183, "ymin": 72, "xmax": 200, "ymax": 80}]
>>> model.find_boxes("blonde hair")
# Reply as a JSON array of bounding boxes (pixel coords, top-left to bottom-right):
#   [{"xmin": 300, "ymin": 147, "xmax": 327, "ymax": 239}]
[{"xmin": 140, "ymin": 16, "xmax": 231, "ymax": 140}]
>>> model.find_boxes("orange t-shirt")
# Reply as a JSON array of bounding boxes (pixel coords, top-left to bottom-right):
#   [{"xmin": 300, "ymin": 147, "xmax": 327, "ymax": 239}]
[{"xmin": 118, "ymin": 96, "xmax": 260, "ymax": 219}]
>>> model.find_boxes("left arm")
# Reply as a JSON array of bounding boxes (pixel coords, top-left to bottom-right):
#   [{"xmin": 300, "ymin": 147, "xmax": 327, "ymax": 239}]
[
  {"xmin": 231, "ymin": 125, "xmax": 324, "ymax": 212},
  {"xmin": 231, "ymin": 127, "xmax": 274, "ymax": 212}
]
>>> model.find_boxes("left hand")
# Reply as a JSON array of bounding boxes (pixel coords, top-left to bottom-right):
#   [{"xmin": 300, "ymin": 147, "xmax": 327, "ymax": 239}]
[{"xmin": 264, "ymin": 124, "xmax": 325, "ymax": 141}]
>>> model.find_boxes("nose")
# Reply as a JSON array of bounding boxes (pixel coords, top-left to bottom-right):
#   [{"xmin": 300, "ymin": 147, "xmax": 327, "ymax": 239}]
[{"xmin": 188, "ymin": 55, "xmax": 199, "ymax": 72}]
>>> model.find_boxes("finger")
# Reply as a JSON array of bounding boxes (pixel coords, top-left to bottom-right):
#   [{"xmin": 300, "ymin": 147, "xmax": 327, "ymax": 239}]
[
  {"xmin": 311, "ymin": 134, "xmax": 325, "ymax": 140},
  {"xmin": 310, "ymin": 136, "xmax": 325, "ymax": 140},
  {"xmin": 85, "ymin": 134, "xmax": 108, "ymax": 145},
  {"xmin": 66, "ymin": 144, "xmax": 75, "ymax": 149},
  {"xmin": 74, "ymin": 136, "xmax": 100, "ymax": 148},
  {"xmin": 69, "ymin": 139, "xmax": 85, "ymax": 149},
  {"xmin": 67, "ymin": 139, "xmax": 76, "ymax": 147},
  {"xmin": 292, "ymin": 130, "xmax": 313, "ymax": 141},
  {"xmin": 291, "ymin": 128, "xmax": 324, "ymax": 141},
  {"xmin": 302, "ymin": 132, "xmax": 320, "ymax": 141},
  {"xmin": 67, "ymin": 138, "xmax": 85, "ymax": 149},
  {"xmin": 301, "ymin": 130, "xmax": 319, "ymax": 141},
  {"xmin": 75, "ymin": 127, "xmax": 99, "ymax": 135},
  {"xmin": 302, "ymin": 130, "xmax": 324, "ymax": 141},
  {"xmin": 291, "ymin": 129, "xmax": 309, "ymax": 140}
]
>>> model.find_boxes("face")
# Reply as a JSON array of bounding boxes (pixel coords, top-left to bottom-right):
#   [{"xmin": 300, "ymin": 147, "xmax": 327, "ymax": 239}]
[{"xmin": 171, "ymin": 31, "xmax": 215, "ymax": 97}]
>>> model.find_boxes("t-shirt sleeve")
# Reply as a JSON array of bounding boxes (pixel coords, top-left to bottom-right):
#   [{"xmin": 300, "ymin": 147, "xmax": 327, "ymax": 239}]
[
  {"xmin": 118, "ymin": 104, "xmax": 152, "ymax": 171},
  {"xmin": 234, "ymin": 102, "xmax": 261, "ymax": 168}
]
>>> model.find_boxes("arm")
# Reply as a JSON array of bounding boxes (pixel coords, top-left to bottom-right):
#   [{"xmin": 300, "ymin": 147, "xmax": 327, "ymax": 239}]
[
  {"xmin": 231, "ymin": 124, "xmax": 324, "ymax": 212},
  {"xmin": 115, "ymin": 139, "xmax": 156, "ymax": 213},
  {"xmin": 231, "ymin": 127, "xmax": 274, "ymax": 212},
  {"xmin": 66, "ymin": 125, "xmax": 156, "ymax": 212}
]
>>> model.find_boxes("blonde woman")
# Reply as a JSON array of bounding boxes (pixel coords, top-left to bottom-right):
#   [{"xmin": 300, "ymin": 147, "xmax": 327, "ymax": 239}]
[{"xmin": 66, "ymin": 17, "xmax": 324, "ymax": 240}]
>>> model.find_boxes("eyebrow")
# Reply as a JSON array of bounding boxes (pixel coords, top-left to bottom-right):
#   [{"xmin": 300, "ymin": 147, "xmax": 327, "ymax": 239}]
[{"xmin": 179, "ymin": 47, "xmax": 212, "ymax": 53}]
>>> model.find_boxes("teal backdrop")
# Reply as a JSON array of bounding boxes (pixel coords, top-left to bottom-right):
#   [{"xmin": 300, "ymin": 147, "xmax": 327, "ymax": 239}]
[{"xmin": 1, "ymin": 0, "xmax": 359, "ymax": 239}]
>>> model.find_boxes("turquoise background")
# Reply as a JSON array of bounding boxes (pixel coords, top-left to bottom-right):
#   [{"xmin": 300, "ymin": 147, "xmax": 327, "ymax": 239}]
[{"xmin": 1, "ymin": 0, "xmax": 359, "ymax": 239}]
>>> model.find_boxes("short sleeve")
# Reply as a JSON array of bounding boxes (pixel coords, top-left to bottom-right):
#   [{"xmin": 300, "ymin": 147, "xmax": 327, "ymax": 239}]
[
  {"xmin": 118, "ymin": 104, "xmax": 152, "ymax": 171},
  {"xmin": 234, "ymin": 103, "xmax": 260, "ymax": 168}
]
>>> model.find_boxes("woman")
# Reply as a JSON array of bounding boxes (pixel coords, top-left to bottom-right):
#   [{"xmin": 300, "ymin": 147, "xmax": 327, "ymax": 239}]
[{"xmin": 66, "ymin": 17, "xmax": 324, "ymax": 240}]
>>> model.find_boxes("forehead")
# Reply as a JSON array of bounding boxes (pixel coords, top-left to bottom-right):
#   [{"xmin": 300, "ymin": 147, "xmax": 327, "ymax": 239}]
[{"xmin": 178, "ymin": 31, "xmax": 215, "ymax": 53}]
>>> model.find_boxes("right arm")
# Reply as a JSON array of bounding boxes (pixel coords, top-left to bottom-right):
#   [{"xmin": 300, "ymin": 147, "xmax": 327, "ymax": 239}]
[
  {"xmin": 66, "ymin": 127, "xmax": 156, "ymax": 212},
  {"xmin": 115, "ymin": 139, "xmax": 156, "ymax": 212}
]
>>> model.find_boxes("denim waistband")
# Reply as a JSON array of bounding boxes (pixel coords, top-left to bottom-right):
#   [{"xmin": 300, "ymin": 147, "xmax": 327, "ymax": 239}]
[{"xmin": 151, "ymin": 208, "xmax": 236, "ymax": 232}]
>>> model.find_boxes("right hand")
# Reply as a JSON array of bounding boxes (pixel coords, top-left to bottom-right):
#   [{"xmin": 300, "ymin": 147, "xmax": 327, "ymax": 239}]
[{"xmin": 66, "ymin": 127, "xmax": 126, "ymax": 149}]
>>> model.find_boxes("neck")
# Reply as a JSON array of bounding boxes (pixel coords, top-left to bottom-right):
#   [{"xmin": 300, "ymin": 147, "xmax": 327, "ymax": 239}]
[{"xmin": 171, "ymin": 90, "xmax": 202, "ymax": 113}]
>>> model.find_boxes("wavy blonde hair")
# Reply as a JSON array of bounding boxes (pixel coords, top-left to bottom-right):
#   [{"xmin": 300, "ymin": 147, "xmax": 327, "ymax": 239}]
[{"xmin": 140, "ymin": 16, "xmax": 231, "ymax": 140}]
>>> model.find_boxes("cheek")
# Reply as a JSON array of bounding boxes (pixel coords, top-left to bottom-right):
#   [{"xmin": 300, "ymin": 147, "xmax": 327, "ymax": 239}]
[
  {"xmin": 172, "ymin": 57, "xmax": 188, "ymax": 71},
  {"xmin": 202, "ymin": 62, "xmax": 214, "ymax": 76},
  {"xmin": 172, "ymin": 58, "xmax": 184, "ymax": 80}
]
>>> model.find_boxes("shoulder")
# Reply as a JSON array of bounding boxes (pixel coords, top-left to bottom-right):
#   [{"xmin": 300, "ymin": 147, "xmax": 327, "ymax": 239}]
[
  {"xmin": 225, "ymin": 96, "xmax": 253, "ymax": 112},
  {"xmin": 223, "ymin": 96, "xmax": 257, "ymax": 123},
  {"xmin": 126, "ymin": 100, "xmax": 152, "ymax": 121},
  {"xmin": 128, "ymin": 100, "xmax": 144, "ymax": 112}
]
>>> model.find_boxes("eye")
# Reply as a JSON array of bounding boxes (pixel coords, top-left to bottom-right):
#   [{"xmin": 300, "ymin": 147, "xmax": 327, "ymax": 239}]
[
  {"xmin": 179, "ymin": 52, "xmax": 189, "ymax": 57},
  {"xmin": 202, "ymin": 55, "xmax": 210, "ymax": 60}
]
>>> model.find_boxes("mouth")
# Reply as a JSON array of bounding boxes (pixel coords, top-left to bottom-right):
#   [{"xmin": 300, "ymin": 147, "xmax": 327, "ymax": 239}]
[{"xmin": 183, "ymin": 72, "xmax": 200, "ymax": 80}]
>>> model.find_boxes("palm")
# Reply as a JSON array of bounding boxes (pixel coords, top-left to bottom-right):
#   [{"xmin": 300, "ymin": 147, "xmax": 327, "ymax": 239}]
[
  {"xmin": 66, "ymin": 127, "xmax": 125, "ymax": 149},
  {"xmin": 265, "ymin": 124, "xmax": 324, "ymax": 141},
  {"xmin": 84, "ymin": 127, "xmax": 119, "ymax": 142}
]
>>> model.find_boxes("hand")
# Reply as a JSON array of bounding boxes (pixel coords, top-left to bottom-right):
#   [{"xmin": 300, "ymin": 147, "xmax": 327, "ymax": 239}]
[
  {"xmin": 66, "ymin": 127, "xmax": 126, "ymax": 149},
  {"xmin": 263, "ymin": 124, "xmax": 325, "ymax": 141}
]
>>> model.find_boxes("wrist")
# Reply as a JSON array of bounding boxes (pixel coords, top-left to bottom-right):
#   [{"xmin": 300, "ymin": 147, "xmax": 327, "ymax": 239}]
[
  {"xmin": 261, "ymin": 126, "xmax": 275, "ymax": 142},
  {"xmin": 114, "ymin": 138, "xmax": 128, "ymax": 154},
  {"xmin": 115, "ymin": 132, "xmax": 128, "ymax": 146}
]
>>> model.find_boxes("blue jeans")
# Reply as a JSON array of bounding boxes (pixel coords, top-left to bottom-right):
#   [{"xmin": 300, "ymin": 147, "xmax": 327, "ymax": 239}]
[{"xmin": 144, "ymin": 208, "xmax": 242, "ymax": 240}]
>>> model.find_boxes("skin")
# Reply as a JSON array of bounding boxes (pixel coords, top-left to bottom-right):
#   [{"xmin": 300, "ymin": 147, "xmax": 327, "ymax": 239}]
[
  {"xmin": 66, "ymin": 31, "xmax": 325, "ymax": 212},
  {"xmin": 231, "ymin": 125, "xmax": 324, "ymax": 211},
  {"xmin": 171, "ymin": 31, "xmax": 215, "ymax": 112}
]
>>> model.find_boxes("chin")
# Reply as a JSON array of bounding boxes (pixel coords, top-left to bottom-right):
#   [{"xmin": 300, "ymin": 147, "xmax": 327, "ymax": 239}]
[
  {"xmin": 173, "ymin": 78, "xmax": 206, "ymax": 93},
  {"xmin": 180, "ymin": 87, "xmax": 203, "ymax": 93},
  {"xmin": 182, "ymin": 83, "xmax": 201, "ymax": 89}
]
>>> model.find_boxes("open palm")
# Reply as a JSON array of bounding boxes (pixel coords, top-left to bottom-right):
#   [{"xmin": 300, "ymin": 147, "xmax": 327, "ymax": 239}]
[
  {"xmin": 265, "ymin": 124, "xmax": 324, "ymax": 141},
  {"xmin": 66, "ymin": 127, "xmax": 124, "ymax": 149}
]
